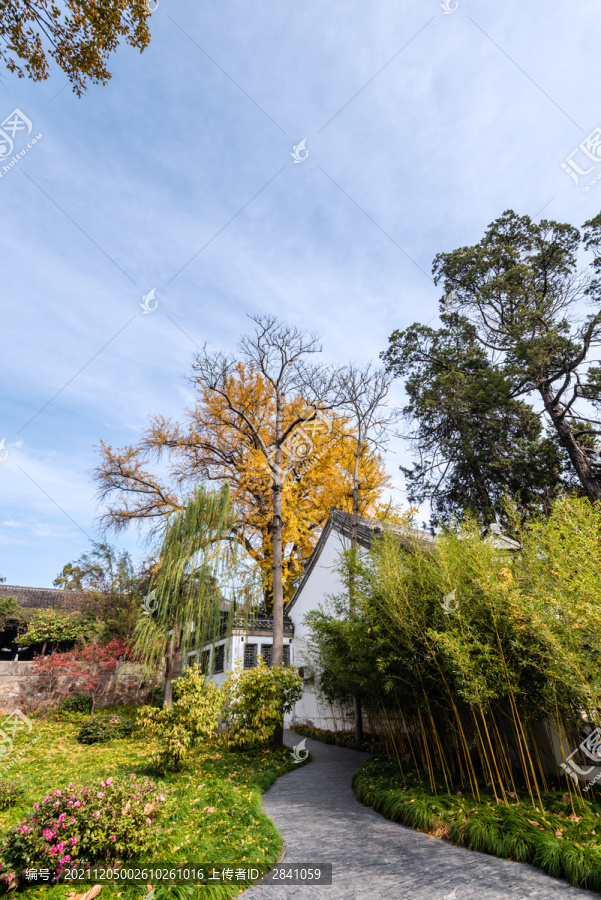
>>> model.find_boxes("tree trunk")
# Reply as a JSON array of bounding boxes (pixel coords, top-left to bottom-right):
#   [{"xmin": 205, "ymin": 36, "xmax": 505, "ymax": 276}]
[
  {"xmin": 164, "ymin": 636, "xmax": 175, "ymax": 707},
  {"xmin": 271, "ymin": 402, "xmax": 285, "ymax": 746},
  {"xmin": 540, "ymin": 384, "xmax": 601, "ymax": 502},
  {"xmin": 350, "ymin": 442, "xmax": 363, "ymax": 740}
]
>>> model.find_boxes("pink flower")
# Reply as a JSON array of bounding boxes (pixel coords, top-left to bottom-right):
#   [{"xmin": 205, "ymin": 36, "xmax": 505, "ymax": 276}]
[
  {"xmin": 106, "ymin": 777, "xmax": 113, "ymax": 785},
  {"xmin": 70, "ymin": 818, "xmax": 75, "ymax": 825},
  {"xmin": 97, "ymin": 792, "xmax": 104, "ymax": 799},
  {"xmin": 146, "ymin": 818, "xmax": 151, "ymax": 825},
  {"xmin": 49, "ymin": 848, "xmax": 57, "ymax": 856},
  {"xmin": 60, "ymin": 855, "xmax": 71, "ymax": 863},
  {"xmin": 68, "ymin": 783, "xmax": 75, "ymax": 788},
  {"xmin": 74, "ymin": 801, "xmax": 81, "ymax": 807},
  {"xmin": 33, "ymin": 803, "xmax": 39, "ymax": 809},
  {"xmin": 57, "ymin": 841, "xmax": 65, "ymax": 852},
  {"xmin": 100, "ymin": 781, "xmax": 105, "ymax": 788},
  {"xmin": 58, "ymin": 814, "xmax": 66, "ymax": 822},
  {"xmin": 94, "ymin": 811, "xmax": 101, "ymax": 818},
  {"xmin": 110, "ymin": 835, "xmax": 116, "ymax": 841},
  {"xmin": 131, "ymin": 774, "xmax": 136, "ymax": 780},
  {"xmin": 71, "ymin": 836, "xmax": 77, "ymax": 846}
]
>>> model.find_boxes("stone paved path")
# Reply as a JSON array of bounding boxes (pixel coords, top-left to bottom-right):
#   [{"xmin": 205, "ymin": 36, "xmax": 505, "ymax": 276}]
[{"xmin": 243, "ymin": 730, "xmax": 599, "ymax": 900}]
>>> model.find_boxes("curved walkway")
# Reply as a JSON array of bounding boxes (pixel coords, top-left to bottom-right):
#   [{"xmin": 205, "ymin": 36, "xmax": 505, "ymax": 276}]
[{"xmin": 243, "ymin": 730, "xmax": 598, "ymax": 900}]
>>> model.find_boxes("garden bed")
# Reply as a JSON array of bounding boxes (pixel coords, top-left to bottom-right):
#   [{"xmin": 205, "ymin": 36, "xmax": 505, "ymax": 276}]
[
  {"xmin": 0, "ymin": 709, "xmax": 307, "ymax": 898},
  {"xmin": 353, "ymin": 756, "xmax": 601, "ymax": 893}
]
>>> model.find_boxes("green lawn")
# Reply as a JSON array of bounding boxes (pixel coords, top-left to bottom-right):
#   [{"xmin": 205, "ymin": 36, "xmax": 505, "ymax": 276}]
[{"xmin": 0, "ymin": 710, "xmax": 306, "ymax": 899}]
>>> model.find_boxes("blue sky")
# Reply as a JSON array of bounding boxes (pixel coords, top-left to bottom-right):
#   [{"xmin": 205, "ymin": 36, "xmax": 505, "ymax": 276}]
[{"xmin": 1, "ymin": 0, "xmax": 600, "ymax": 586}]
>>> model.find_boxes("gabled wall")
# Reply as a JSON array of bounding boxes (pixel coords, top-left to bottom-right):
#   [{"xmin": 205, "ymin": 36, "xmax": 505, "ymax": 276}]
[{"xmin": 286, "ymin": 525, "xmax": 356, "ymax": 730}]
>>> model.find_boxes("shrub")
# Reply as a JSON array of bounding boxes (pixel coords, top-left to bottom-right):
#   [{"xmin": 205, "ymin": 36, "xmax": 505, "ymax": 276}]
[
  {"xmin": 0, "ymin": 775, "xmax": 167, "ymax": 886},
  {"xmin": 137, "ymin": 663, "xmax": 223, "ymax": 773},
  {"xmin": 32, "ymin": 640, "xmax": 128, "ymax": 713},
  {"xmin": 0, "ymin": 780, "xmax": 24, "ymax": 811},
  {"xmin": 59, "ymin": 694, "xmax": 93, "ymax": 715},
  {"xmin": 222, "ymin": 660, "xmax": 302, "ymax": 750},
  {"xmin": 77, "ymin": 715, "xmax": 134, "ymax": 744}
]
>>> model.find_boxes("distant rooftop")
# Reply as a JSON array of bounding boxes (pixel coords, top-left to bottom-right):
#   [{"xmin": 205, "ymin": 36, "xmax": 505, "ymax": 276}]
[{"xmin": 0, "ymin": 585, "xmax": 91, "ymax": 611}]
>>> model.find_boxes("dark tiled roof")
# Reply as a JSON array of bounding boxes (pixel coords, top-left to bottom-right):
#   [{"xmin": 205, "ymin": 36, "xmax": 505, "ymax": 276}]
[
  {"xmin": 329, "ymin": 508, "xmax": 436, "ymax": 550},
  {"xmin": 0, "ymin": 585, "xmax": 91, "ymax": 611},
  {"xmin": 286, "ymin": 508, "xmax": 520, "ymax": 614},
  {"xmin": 286, "ymin": 509, "xmax": 435, "ymax": 613}
]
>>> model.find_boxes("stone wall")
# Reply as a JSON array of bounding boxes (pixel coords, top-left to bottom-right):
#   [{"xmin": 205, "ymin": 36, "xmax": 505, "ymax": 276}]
[{"xmin": 0, "ymin": 661, "xmax": 154, "ymax": 713}]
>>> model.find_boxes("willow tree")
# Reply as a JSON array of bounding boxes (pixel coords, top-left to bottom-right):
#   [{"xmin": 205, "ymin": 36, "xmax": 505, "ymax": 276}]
[{"xmin": 134, "ymin": 484, "xmax": 234, "ymax": 707}]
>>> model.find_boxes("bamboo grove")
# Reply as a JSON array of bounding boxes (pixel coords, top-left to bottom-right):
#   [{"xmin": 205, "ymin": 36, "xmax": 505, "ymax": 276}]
[{"xmin": 304, "ymin": 497, "xmax": 601, "ymax": 807}]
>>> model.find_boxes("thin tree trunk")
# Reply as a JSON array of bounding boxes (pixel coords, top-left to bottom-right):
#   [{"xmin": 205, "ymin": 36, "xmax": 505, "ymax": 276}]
[
  {"xmin": 271, "ymin": 404, "xmax": 285, "ymax": 745},
  {"xmin": 350, "ymin": 441, "xmax": 363, "ymax": 741},
  {"xmin": 540, "ymin": 384, "xmax": 601, "ymax": 502},
  {"xmin": 164, "ymin": 636, "xmax": 175, "ymax": 707}
]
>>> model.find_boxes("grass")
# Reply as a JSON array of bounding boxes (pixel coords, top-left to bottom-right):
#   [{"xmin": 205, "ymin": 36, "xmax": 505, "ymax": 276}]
[
  {"xmin": 352, "ymin": 756, "xmax": 601, "ymax": 893},
  {"xmin": 0, "ymin": 708, "xmax": 308, "ymax": 899}
]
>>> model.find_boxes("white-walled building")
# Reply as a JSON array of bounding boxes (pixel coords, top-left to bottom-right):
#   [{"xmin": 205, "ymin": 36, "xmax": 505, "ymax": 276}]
[
  {"xmin": 285, "ymin": 509, "xmax": 436, "ymax": 730},
  {"xmin": 197, "ymin": 508, "xmax": 521, "ymax": 732}
]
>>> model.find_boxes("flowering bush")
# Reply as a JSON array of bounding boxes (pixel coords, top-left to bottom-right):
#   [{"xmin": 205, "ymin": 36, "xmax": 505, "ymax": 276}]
[{"xmin": 0, "ymin": 774, "xmax": 167, "ymax": 885}]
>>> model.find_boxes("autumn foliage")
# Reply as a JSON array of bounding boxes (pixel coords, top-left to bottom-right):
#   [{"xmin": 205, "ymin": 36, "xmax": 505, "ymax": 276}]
[
  {"xmin": 95, "ymin": 365, "xmax": 393, "ymax": 606},
  {"xmin": 32, "ymin": 639, "xmax": 129, "ymax": 712}
]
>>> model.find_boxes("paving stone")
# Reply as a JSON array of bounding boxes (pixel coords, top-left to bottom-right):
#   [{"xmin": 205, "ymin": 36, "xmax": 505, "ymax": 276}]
[{"xmin": 243, "ymin": 730, "xmax": 598, "ymax": 900}]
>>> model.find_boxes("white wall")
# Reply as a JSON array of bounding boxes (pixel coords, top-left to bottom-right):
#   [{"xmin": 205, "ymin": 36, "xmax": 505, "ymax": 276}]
[{"xmin": 286, "ymin": 527, "xmax": 356, "ymax": 731}]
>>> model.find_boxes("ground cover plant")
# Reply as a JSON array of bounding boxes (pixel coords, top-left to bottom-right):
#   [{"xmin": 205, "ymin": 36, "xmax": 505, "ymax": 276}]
[
  {"xmin": 0, "ymin": 711, "xmax": 307, "ymax": 898},
  {"xmin": 353, "ymin": 756, "xmax": 601, "ymax": 892}
]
